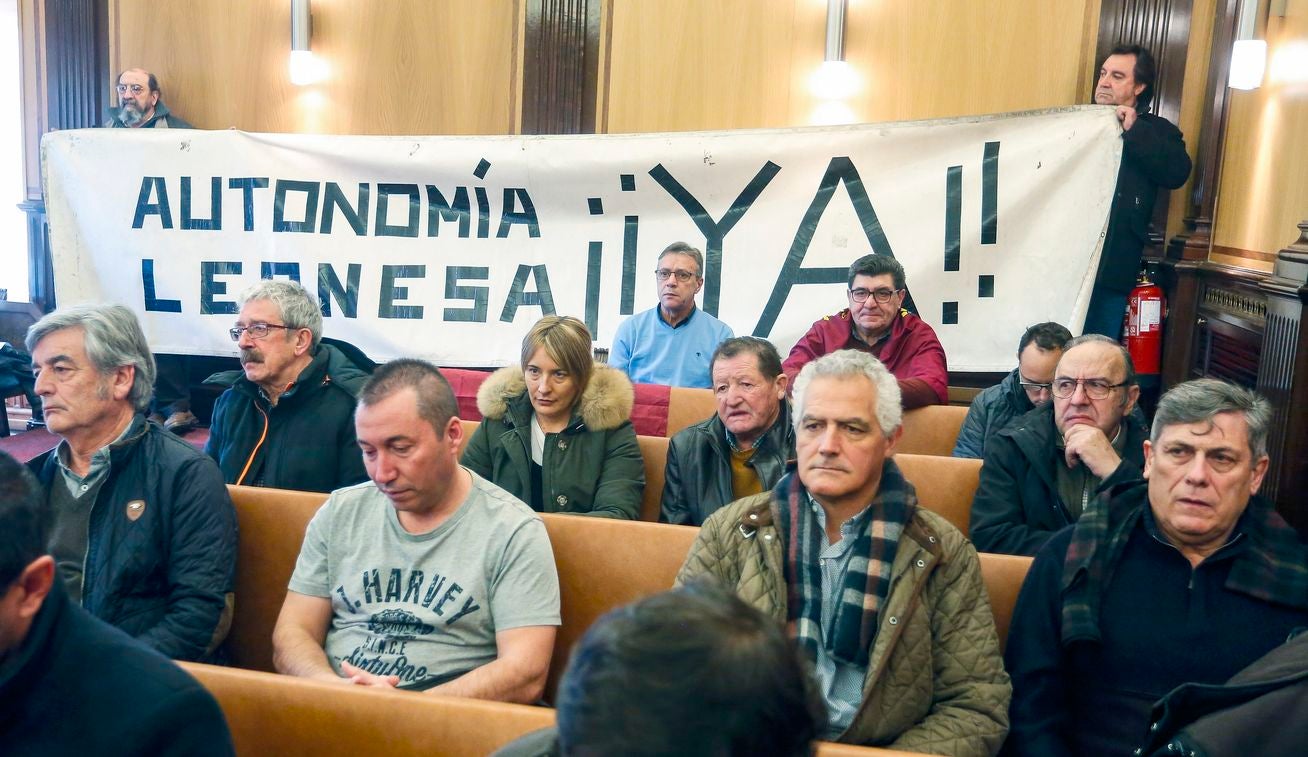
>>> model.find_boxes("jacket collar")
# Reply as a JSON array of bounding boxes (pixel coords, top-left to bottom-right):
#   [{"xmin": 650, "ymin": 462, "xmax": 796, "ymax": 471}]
[
  {"xmin": 1000, "ymin": 367, "xmax": 1035, "ymax": 415},
  {"xmin": 1061, "ymin": 482, "xmax": 1308, "ymax": 647},
  {"xmin": 206, "ymin": 346, "xmax": 334, "ymax": 406},
  {"xmin": 700, "ymin": 399, "xmax": 794, "ymax": 455},
  {"xmin": 736, "ymin": 459, "xmax": 942, "ymax": 558},
  {"xmin": 0, "ymin": 578, "xmax": 70, "ymax": 701},
  {"xmin": 476, "ymin": 364, "xmax": 634, "ymax": 432}
]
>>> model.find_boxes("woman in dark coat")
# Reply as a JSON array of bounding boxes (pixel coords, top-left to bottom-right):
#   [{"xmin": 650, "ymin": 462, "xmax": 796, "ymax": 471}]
[{"xmin": 461, "ymin": 316, "xmax": 644, "ymax": 519}]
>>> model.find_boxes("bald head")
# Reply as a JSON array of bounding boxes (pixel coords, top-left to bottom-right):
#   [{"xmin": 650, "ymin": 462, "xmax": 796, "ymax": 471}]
[
  {"xmin": 115, "ymin": 68, "xmax": 160, "ymax": 127},
  {"xmin": 1053, "ymin": 336, "xmax": 1139, "ymax": 437}
]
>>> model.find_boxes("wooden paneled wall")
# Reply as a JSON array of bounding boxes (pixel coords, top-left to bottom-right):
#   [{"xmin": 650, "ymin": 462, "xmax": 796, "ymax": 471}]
[
  {"xmin": 1164, "ymin": 0, "xmax": 1218, "ymax": 241},
  {"xmin": 107, "ymin": 0, "xmax": 523, "ymax": 135},
  {"xmin": 602, "ymin": 0, "xmax": 1103, "ymax": 134},
  {"xmin": 1211, "ymin": 0, "xmax": 1308, "ymax": 269}
]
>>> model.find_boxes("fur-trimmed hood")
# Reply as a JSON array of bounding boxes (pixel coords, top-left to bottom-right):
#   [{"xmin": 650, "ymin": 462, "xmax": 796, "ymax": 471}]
[{"xmin": 475, "ymin": 363, "xmax": 634, "ymax": 432}]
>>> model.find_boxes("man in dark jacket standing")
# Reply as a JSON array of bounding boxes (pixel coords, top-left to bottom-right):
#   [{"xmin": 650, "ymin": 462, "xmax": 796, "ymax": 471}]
[
  {"xmin": 205, "ymin": 280, "xmax": 369, "ymax": 493},
  {"xmin": 1083, "ymin": 44, "xmax": 1192, "ymax": 338},
  {"xmin": 25, "ymin": 305, "xmax": 237, "ymax": 662},
  {"xmin": 1004, "ymin": 379, "xmax": 1308, "ymax": 755},
  {"xmin": 954, "ymin": 322, "xmax": 1072, "ymax": 459},
  {"xmin": 0, "ymin": 451, "xmax": 234, "ymax": 756},
  {"xmin": 662, "ymin": 336, "xmax": 795, "ymax": 525},
  {"xmin": 970, "ymin": 335, "xmax": 1146, "ymax": 555}
]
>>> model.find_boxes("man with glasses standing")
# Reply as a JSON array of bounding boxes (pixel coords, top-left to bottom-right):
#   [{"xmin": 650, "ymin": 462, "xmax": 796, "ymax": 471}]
[
  {"xmin": 782, "ymin": 254, "xmax": 947, "ymax": 409},
  {"xmin": 953, "ymin": 322, "xmax": 1073, "ymax": 459},
  {"xmin": 609, "ymin": 242, "xmax": 734, "ymax": 389},
  {"xmin": 204, "ymin": 280, "xmax": 371, "ymax": 493},
  {"xmin": 970, "ymin": 334, "xmax": 1146, "ymax": 555}
]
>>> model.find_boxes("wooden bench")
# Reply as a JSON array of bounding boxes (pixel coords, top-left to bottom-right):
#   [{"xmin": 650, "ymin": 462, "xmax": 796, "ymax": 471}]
[
  {"xmin": 182, "ymin": 662, "xmax": 554, "ymax": 757},
  {"xmin": 979, "ymin": 552, "xmax": 1032, "ymax": 651},
  {"xmin": 182, "ymin": 662, "xmax": 917, "ymax": 756},
  {"xmin": 897, "ymin": 404, "xmax": 968, "ymax": 456},
  {"xmin": 893, "ymin": 452, "xmax": 982, "ymax": 534},
  {"xmin": 226, "ymin": 485, "xmax": 328, "ymax": 672},
  {"xmin": 635, "ymin": 435, "xmax": 668, "ymax": 521},
  {"xmin": 539, "ymin": 512, "xmax": 697, "ymax": 699},
  {"xmin": 224, "ymin": 485, "xmax": 1029, "ymax": 692}
]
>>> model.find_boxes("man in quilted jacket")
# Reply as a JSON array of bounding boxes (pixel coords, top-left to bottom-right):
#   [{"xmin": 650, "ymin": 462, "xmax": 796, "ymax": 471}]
[
  {"xmin": 677, "ymin": 349, "xmax": 1010, "ymax": 755},
  {"xmin": 25, "ymin": 305, "xmax": 237, "ymax": 662}
]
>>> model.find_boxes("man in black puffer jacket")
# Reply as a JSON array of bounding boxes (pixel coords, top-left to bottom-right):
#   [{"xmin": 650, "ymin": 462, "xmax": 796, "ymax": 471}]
[
  {"xmin": 205, "ymin": 280, "xmax": 370, "ymax": 493},
  {"xmin": 26, "ymin": 305, "xmax": 237, "ymax": 662}
]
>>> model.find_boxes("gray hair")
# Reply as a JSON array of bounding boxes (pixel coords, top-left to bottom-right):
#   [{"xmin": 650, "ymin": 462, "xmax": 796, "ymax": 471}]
[
  {"xmin": 1062, "ymin": 333, "xmax": 1137, "ymax": 393},
  {"xmin": 238, "ymin": 279, "xmax": 323, "ymax": 351},
  {"xmin": 792, "ymin": 349, "xmax": 902, "ymax": 437},
  {"xmin": 1151, "ymin": 379, "xmax": 1271, "ymax": 459},
  {"xmin": 26, "ymin": 304, "xmax": 157, "ymax": 412},
  {"xmin": 658, "ymin": 242, "xmax": 704, "ymax": 278}
]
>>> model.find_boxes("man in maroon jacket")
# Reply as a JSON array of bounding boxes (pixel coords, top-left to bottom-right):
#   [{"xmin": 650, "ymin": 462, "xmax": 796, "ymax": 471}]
[{"xmin": 782, "ymin": 254, "xmax": 948, "ymax": 409}]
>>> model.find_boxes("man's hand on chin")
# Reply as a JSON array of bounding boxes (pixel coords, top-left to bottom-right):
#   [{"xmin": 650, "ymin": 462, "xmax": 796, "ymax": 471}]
[{"xmin": 1062, "ymin": 423, "xmax": 1122, "ymax": 478}]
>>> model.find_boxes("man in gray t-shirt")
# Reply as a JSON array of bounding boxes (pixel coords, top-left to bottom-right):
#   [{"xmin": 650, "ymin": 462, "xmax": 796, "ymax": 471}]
[{"xmin": 273, "ymin": 359, "xmax": 561, "ymax": 702}]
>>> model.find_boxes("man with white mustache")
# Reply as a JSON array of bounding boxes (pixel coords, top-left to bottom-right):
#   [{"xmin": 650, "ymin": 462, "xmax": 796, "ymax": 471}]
[{"xmin": 204, "ymin": 280, "xmax": 370, "ymax": 493}]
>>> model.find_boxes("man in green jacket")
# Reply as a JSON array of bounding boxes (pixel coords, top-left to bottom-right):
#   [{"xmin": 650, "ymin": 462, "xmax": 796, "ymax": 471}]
[{"xmin": 678, "ymin": 349, "xmax": 1010, "ymax": 755}]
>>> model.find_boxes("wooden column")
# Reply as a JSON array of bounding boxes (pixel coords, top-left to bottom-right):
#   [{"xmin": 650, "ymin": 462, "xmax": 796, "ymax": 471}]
[
  {"xmin": 17, "ymin": 0, "xmax": 110, "ymax": 311},
  {"xmin": 521, "ymin": 0, "xmax": 603, "ymax": 135},
  {"xmin": 1256, "ymin": 221, "xmax": 1308, "ymax": 537},
  {"xmin": 1160, "ymin": 0, "xmax": 1240, "ymax": 387}
]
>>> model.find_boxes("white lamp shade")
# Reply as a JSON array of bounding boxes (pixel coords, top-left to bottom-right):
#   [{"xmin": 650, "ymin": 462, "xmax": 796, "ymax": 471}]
[{"xmin": 1230, "ymin": 39, "xmax": 1268, "ymax": 90}]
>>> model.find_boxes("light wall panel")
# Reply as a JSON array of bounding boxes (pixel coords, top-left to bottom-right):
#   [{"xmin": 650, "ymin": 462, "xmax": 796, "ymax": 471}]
[
  {"xmin": 108, "ymin": 0, "xmax": 521, "ymax": 135},
  {"xmin": 602, "ymin": 0, "xmax": 1101, "ymax": 133},
  {"xmin": 1212, "ymin": 1, "xmax": 1308, "ymax": 262}
]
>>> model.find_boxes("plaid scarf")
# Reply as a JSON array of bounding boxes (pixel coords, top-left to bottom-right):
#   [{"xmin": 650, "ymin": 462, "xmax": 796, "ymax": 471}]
[
  {"xmin": 772, "ymin": 458, "xmax": 918, "ymax": 667},
  {"xmin": 1061, "ymin": 481, "xmax": 1308, "ymax": 646}
]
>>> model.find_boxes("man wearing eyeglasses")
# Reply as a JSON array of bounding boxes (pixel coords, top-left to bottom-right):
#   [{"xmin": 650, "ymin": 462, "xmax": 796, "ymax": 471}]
[
  {"xmin": 103, "ymin": 68, "xmax": 193, "ymax": 129},
  {"xmin": 970, "ymin": 334, "xmax": 1147, "ymax": 556},
  {"xmin": 608, "ymin": 242, "xmax": 734, "ymax": 389},
  {"xmin": 782, "ymin": 254, "xmax": 947, "ymax": 409},
  {"xmin": 1004, "ymin": 379, "xmax": 1307, "ymax": 755},
  {"xmin": 104, "ymin": 68, "xmax": 197, "ymax": 433},
  {"xmin": 953, "ymin": 322, "xmax": 1073, "ymax": 459},
  {"xmin": 203, "ymin": 280, "xmax": 371, "ymax": 493}
]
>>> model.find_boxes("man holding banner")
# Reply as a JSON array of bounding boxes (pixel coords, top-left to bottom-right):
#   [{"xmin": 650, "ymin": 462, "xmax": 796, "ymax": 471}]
[
  {"xmin": 782, "ymin": 254, "xmax": 948, "ymax": 410},
  {"xmin": 1084, "ymin": 44, "xmax": 1191, "ymax": 338}
]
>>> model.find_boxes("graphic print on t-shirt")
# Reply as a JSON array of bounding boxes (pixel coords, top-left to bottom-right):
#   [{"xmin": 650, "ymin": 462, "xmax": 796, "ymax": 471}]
[{"xmin": 332, "ymin": 566, "xmax": 483, "ymax": 688}]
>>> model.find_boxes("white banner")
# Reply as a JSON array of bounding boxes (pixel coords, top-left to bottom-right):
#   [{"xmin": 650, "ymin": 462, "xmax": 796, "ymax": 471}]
[{"xmin": 42, "ymin": 106, "xmax": 1122, "ymax": 372}]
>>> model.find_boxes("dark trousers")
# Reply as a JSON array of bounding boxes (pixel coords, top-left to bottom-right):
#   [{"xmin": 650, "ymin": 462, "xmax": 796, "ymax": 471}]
[{"xmin": 1083, "ymin": 286, "xmax": 1129, "ymax": 340}]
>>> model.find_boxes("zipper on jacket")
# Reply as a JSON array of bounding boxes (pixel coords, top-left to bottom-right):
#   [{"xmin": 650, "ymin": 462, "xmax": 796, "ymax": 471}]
[{"xmin": 236, "ymin": 405, "xmax": 270, "ymax": 485}]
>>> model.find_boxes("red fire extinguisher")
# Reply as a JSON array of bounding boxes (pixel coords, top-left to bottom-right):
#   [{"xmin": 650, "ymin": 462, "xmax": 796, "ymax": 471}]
[{"xmin": 1125, "ymin": 271, "xmax": 1165, "ymax": 375}]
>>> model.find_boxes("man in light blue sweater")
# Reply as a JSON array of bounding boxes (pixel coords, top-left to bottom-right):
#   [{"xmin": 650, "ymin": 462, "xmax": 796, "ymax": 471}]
[{"xmin": 609, "ymin": 242, "xmax": 734, "ymax": 389}]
